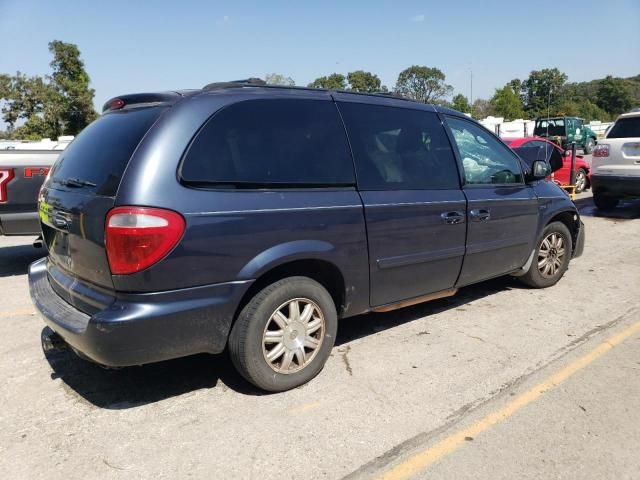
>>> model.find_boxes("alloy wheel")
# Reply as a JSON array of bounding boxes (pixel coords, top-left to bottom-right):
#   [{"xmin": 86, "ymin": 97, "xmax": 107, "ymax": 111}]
[
  {"xmin": 575, "ymin": 170, "xmax": 586, "ymax": 193},
  {"xmin": 262, "ymin": 298, "xmax": 325, "ymax": 374},
  {"xmin": 537, "ymin": 232, "xmax": 566, "ymax": 278}
]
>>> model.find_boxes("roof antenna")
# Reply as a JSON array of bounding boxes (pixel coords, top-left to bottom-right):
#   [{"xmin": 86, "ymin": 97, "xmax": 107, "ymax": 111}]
[{"xmin": 544, "ymin": 86, "xmax": 552, "ymax": 160}]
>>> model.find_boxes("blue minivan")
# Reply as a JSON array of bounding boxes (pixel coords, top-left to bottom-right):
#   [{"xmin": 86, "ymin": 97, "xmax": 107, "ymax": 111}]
[{"xmin": 29, "ymin": 81, "xmax": 584, "ymax": 391}]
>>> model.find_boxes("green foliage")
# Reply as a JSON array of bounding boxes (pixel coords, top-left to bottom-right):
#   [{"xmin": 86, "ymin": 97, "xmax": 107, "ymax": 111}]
[
  {"xmin": 520, "ymin": 68, "xmax": 568, "ymax": 117},
  {"xmin": 0, "ymin": 40, "xmax": 97, "ymax": 140},
  {"xmin": 596, "ymin": 75, "xmax": 633, "ymax": 115},
  {"xmin": 264, "ymin": 73, "xmax": 295, "ymax": 86},
  {"xmin": 0, "ymin": 74, "xmax": 10, "ymax": 98},
  {"xmin": 502, "ymin": 69, "xmax": 640, "ymax": 121},
  {"xmin": 346, "ymin": 70, "xmax": 385, "ymax": 93},
  {"xmin": 490, "ymin": 85, "xmax": 525, "ymax": 120},
  {"xmin": 394, "ymin": 65, "xmax": 452, "ymax": 104},
  {"xmin": 307, "ymin": 73, "xmax": 347, "ymax": 90},
  {"xmin": 451, "ymin": 94, "xmax": 470, "ymax": 113},
  {"xmin": 307, "ymin": 71, "xmax": 387, "ymax": 92}
]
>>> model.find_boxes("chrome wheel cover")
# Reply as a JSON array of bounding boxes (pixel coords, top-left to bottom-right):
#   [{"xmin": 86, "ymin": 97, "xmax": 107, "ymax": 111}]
[
  {"xmin": 537, "ymin": 232, "xmax": 566, "ymax": 278},
  {"xmin": 262, "ymin": 298, "xmax": 325, "ymax": 374}
]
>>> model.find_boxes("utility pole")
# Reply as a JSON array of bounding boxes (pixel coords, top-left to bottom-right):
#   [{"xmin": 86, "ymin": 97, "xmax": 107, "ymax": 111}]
[{"xmin": 470, "ymin": 69, "xmax": 474, "ymax": 118}]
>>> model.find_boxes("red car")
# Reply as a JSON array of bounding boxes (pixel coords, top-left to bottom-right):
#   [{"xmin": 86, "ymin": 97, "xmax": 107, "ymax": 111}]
[{"xmin": 504, "ymin": 137, "xmax": 591, "ymax": 193}]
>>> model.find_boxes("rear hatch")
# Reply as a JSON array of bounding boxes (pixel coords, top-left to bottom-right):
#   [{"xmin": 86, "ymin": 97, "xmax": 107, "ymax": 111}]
[
  {"xmin": 592, "ymin": 115, "xmax": 640, "ymax": 177},
  {"xmin": 40, "ymin": 106, "xmax": 166, "ymax": 292}
]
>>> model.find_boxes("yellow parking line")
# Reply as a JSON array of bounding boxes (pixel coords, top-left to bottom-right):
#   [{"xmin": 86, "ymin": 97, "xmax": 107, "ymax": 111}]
[{"xmin": 379, "ymin": 319, "xmax": 640, "ymax": 480}]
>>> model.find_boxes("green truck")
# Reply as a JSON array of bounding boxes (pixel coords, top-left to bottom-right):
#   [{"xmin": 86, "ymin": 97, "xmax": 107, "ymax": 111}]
[{"xmin": 533, "ymin": 116, "xmax": 597, "ymax": 154}]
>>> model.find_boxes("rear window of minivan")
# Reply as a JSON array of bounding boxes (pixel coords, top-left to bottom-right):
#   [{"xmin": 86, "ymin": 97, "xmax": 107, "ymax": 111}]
[
  {"xmin": 49, "ymin": 106, "xmax": 165, "ymax": 196},
  {"xmin": 180, "ymin": 99, "xmax": 355, "ymax": 187}
]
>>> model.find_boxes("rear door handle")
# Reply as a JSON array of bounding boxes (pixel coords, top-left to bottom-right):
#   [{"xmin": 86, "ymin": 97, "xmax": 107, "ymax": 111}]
[
  {"xmin": 470, "ymin": 208, "xmax": 491, "ymax": 222},
  {"xmin": 441, "ymin": 211, "xmax": 465, "ymax": 225}
]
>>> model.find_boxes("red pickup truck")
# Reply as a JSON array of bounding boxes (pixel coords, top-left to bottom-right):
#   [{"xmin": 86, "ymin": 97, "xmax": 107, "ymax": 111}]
[{"xmin": 0, "ymin": 150, "xmax": 59, "ymax": 236}]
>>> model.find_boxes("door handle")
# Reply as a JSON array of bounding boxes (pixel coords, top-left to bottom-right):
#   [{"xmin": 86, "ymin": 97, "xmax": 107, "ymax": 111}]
[
  {"xmin": 470, "ymin": 208, "xmax": 491, "ymax": 222},
  {"xmin": 441, "ymin": 211, "xmax": 465, "ymax": 225}
]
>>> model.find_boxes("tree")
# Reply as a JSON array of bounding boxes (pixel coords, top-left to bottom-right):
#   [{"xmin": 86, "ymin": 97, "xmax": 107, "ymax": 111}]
[
  {"xmin": 346, "ymin": 70, "xmax": 385, "ymax": 93},
  {"xmin": 577, "ymin": 100, "xmax": 611, "ymax": 122},
  {"xmin": 1, "ymin": 73, "xmax": 52, "ymax": 136},
  {"xmin": 0, "ymin": 74, "xmax": 10, "ymax": 99},
  {"xmin": 520, "ymin": 68, "xmax": 568, "ymax": 117},
  {"xmin": 394, "ymin": 65, "xmax": 452, "ymax": 103},
  {"xmin": 264, "ymin": 73, "xmax": 295, "ymax": 86},
  {"xmin": 0, "ymin": 40, "xmax": 97, "ymax": 139},
  {"xmin": 307, "ymin": 73, "xmax": 347, "ymax": 90},
  {"xmin": 596, "ymin": 75, "xmax": 633, "ymax": 115},
  {"xmin": 490, "ymin": 85, "xmax": 525, "ymax": 120},
  {"xmin": 471, "ymin": 98, "xmax": 494, "ymax": 119},
  {"xmin": 48, "ymin": 40, "xmax": 97, "ymax": 135},
  {"xmin": 451, "ymin": 94, "xmax": 471, "ymax": 113}
]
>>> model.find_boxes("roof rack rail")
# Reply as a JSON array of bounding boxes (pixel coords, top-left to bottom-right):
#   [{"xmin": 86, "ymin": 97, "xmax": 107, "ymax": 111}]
[
  {"xmin": 201, "ymin": 79, "xmax": 417, "ymax": 104},
  {"xmin": 365, "ymin": 91, "xmax": 413, "ymax": 101},
  {"xmin": 203, "ymin": 78, "xmax": 267, "ymax": 91}
]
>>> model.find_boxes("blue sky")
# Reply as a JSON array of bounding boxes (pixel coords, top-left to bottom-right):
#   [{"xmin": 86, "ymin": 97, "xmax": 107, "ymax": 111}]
[{"xmin": 1, "ymin": 0, "xmax": 639, "ymax": 109}]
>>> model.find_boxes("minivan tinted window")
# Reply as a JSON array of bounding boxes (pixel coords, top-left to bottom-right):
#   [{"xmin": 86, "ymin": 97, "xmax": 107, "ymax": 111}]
[
  {"xmin": 50, "ymin": 107, "xmax": 164, "ymax": 196},
  {"xmin": 607, "ymin": 117, "xmax": 640, "ymax": 138},
  {"xmin": 338, "ymin": 102, "xmax": 460, "ymax": 190},
  {"xmin": 181, "ymin": 99, "xmax": 355, "ymax": 187}
]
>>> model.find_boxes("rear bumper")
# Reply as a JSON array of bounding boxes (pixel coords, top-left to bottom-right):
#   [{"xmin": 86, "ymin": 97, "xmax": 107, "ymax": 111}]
[
  {"xmin": 591, "ymin": 175, "xmax": 640, "ymax": 198},
  {"xmin": 0, "ymin": 211, "xmax": 40, "ymax": 236},
  {"xmin": 29, "ymin": 258, "xmax": 252, "ymax": 367}
]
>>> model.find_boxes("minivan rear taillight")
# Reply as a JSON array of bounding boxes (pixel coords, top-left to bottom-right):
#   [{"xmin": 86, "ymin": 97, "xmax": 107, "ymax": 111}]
[
  {"xmin": 0, "ymin": 168, "xmax": 15, "ymax": 203},
  {"xmin": 105, "ymin": 207, "xmax": 185, "ymax": 275},
  {"xmin": 592, "ymin": 144, "xmax": 610, "ymax": 157}
]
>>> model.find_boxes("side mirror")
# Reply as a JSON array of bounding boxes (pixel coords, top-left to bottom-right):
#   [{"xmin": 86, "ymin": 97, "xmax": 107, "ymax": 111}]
[{"xmin": 527, "ymin": 160, "xmax": 550, "ymax": 182}]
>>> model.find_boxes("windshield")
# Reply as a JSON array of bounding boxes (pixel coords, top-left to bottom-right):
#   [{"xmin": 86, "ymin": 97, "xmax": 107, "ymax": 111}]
[
  {"xmin": 49, "ymin": 106, "xmax": 165, "ymax": 196},
  {"xmin": 607, "ymin": 117, "xmax": 640, "ymax": 138}
]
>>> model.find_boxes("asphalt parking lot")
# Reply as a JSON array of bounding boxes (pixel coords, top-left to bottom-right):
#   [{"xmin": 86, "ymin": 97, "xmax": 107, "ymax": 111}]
[{"xmin": 1, "ymin": 192, "xmax": 639, "ymax": 480}]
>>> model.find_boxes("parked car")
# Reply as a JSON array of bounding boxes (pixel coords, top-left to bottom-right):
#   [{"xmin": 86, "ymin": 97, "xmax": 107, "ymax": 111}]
[
  {"xmin": 29, "ymin": 81, "xmax": 585, "ymax": 392},
  {"xmin": 504, "ymin": 137, "xmax": 591, "ymax": 193},
  {"xmin": 533, "ymin": 116, "xmax": 597, "ymax": 154},
  {"xmin": 0, "ymin": 150, "xmax": 60, "ymax": 236},
  {"xmin": 591, "ymin": 110, "xmax": 640, "ymax": 210}
]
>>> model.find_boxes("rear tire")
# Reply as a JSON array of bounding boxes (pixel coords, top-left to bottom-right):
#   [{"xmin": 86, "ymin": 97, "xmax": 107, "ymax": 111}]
[
  {"xmin": 519, "ymin": 221, "xmax": 572, "ymax": 289},
  {"xmin": 228, "ymin": 276, "xmax": 337, "ymax": 392},
  {"xmin": 593, "ymin": 193, "xmax": 619, "ymax": 211},
  {"xmin": 583, "ymin": 138, "xmax": 595, "ymax": 154}
]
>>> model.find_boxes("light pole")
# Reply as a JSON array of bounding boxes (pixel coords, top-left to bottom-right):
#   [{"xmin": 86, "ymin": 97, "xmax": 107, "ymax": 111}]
[{"xmin": 470, "ymin": 68, "xmax": 474, "ymax": 117}]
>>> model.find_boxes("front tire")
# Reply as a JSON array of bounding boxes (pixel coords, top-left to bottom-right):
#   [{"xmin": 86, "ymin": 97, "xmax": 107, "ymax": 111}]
[
  {"xmin": 228, "ymin": 277, "xmax": 337, "ymax": 392},
  {"xmin": 593, "ymin": 193, "xmax": 619, "ymax": 211},
  {"xmin": 574, "ymin": 168, "xmax": 588, "ymax": 193},
  {"xmin": 519, "ymin": 222, "xmax": 572, "ymax": 288}
]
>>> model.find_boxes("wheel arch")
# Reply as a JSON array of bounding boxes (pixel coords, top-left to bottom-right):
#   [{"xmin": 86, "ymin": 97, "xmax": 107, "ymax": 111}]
[
  {"xmin": 547, "ymin": 210, "xmax": 581, "ymax": 254},
  {"xmin": 233, "ymin": 258, "xmax": 348, "ymax": 330}
]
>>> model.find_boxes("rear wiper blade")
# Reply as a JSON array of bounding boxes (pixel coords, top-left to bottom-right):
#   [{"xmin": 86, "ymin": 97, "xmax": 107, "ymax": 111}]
[{"xmin": 61, "ymin": 177, "xmax": 97, "ymax": 188}]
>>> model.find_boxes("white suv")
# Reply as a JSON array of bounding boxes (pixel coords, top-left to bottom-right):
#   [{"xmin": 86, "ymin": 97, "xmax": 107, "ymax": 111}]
[{"xmin": 591, "ymin": 110, "xmax": 640, "ymax": 210}]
